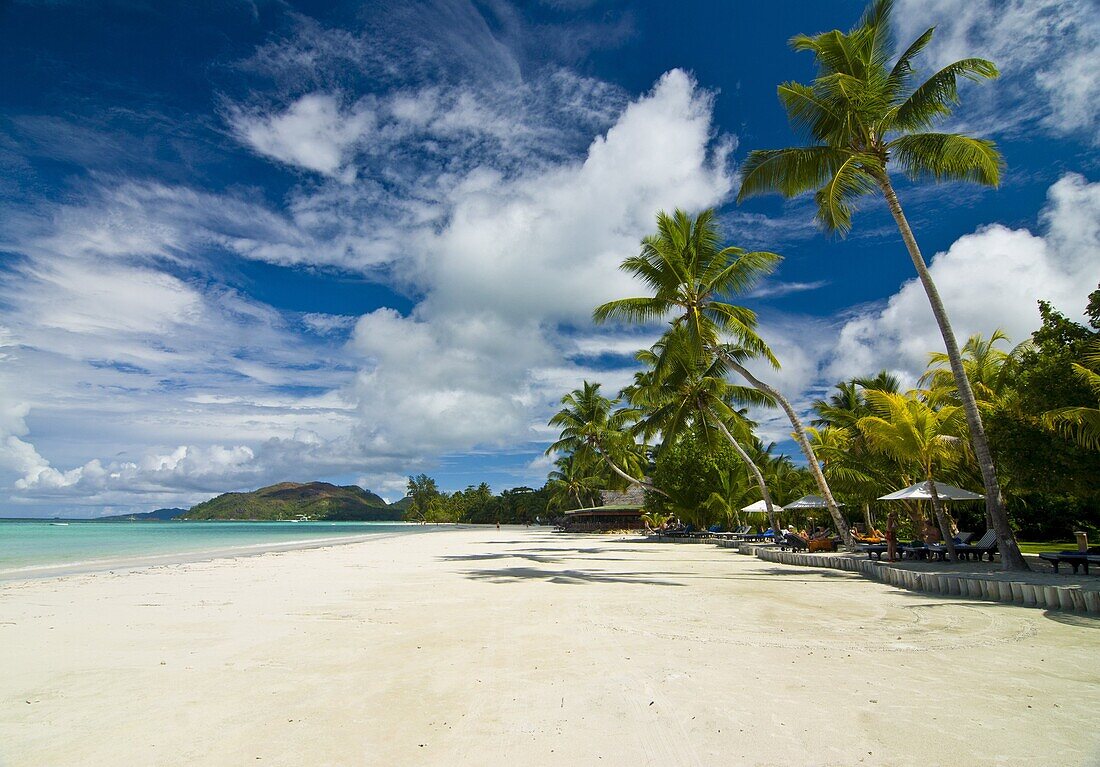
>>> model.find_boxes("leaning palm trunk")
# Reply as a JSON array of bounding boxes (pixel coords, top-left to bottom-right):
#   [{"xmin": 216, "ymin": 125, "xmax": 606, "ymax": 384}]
[
  {"xmin": 926, "ymin": 476, "xmax": 958, "ymax": 562},
  {"xmin": 721, "ymin": 355, "xmax": 855, "ymax": 549},
  {"xmin": 714, "ymin": 419, "xmax": 780, "ymax": 535},
  {"xmin": 598, "ymin": 448, "xmax": 672, "ymax": 500},
  {"xmin": 877, "ymin": 176, "xmax": 1027, "ymax": 571}
]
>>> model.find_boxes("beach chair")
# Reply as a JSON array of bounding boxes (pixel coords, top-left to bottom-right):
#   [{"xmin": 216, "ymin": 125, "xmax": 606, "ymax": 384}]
[
  {"xmin": 779, "ymin": 533, "xmax": 809, "ymax": 551},
  {"xmin": 808, "ymin": 536, "xmax": 838, "ymax": 553},
  {"xmin": 953, "ymin": 530, "xmax": 998, "ymax": 561},
  {"xmin": 899, "ymin": 541, "xmax": 929, "ymax": 560},
  {"xmin": 925, "ymin": 532, "xmax": 975, "ymax": 561},
  {"xmin": 1039, "ymin": 547, "xmax": 1100, "ymax": 575},
  {"xmin": 858, "ymin": 543, "xmax": 889, "ymax": 560}
]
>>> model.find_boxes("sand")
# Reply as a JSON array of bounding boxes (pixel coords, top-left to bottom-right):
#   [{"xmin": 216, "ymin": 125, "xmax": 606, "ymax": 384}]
[{"xmin": 2, "ymin": 526, "xmax": 1098, "ymax": 767}]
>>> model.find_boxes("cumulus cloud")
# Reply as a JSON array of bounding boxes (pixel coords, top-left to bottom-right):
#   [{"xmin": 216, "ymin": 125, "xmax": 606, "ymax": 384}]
[
  {"xmin": 0, "ymin": 67, "xmax": 734, "ymax": 513},
  {"xmin": 892, "ymin": 0, "xmax": 1100, "ymax": 143},
  {"xmin": 340, "ymin": 70, "xmax": 733, "ymax": 458},
  {"xmin": 829, "ymin": 173, "xmax": 1100, "ymax": 382}
]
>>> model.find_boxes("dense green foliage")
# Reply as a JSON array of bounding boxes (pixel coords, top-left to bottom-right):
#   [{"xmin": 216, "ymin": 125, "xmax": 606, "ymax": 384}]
[
  {"xmin": 648, "ymin": 431, "xmax": 739, "ymax": 528},
  {"xmin": 401, "ymin": 475, "xmax": 554, "ymax": 525},
  {"xmin": 984, "ymin": 294, "xmax": 1100, "ymax": 538},
  {"xmin": 808, "ymin": 289, "xmax": 1100, "ymax": 541},
  {"xmin": 183, "ymin": 482, "xmax": 400, "ymax": 521}
]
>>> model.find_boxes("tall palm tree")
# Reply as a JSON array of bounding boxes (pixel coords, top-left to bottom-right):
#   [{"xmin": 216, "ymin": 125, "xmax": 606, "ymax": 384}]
[
  {"xmin": 594, "ymin": 208, "xmax": 780, "ymax": 360},
  {"xmin": 858, "ymin": 390, "xmax": 970, "ymax": 560},
  {"xmin": 629, "ymin": 327, "xmax": 783, "ymax": 534},
  {"xmin": 546, "ymin": 454, "xmax": 605, "ymax": 511},
  {"xmin": 595, "ymin": 208, "xmax": 856, "ymax": 547},
  {"xmin": 705, "ymin": 468, "xmax": 756, "ymax": 530},
  {"xmin": 811, "ymin": 372, "xmax": 905, "ymax": 526},
  {"xmin": 546, "ymin": 381, "xmax": 666, "ymax": 497},
  {"xmin": 737, "ymin": 0, "xmax": 1027, "ymax": 569},
  {"xmin": 920, "ymin": 330, "xmax": 1020, "ymax": 410}
]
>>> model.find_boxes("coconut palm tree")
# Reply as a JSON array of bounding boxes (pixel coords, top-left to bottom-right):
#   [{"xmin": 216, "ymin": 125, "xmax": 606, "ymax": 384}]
[
  {"xmin": 546, "ymin": 381, "xmax": 667, "ymax": 497},
  {"xmin": 628, "ymin": 327, "xmax": 783, "ymax": 534},
  {"xmin": 811, "ymin": 373, "xmax": 906, "ymax": 527},
  {"xmin": 705, "ymin": 468, "xmax": 757, "ymax": 530},
  {"xmin": 760, "ymin": 451, "xmax": 814, "ymax": 508},
  {"xmin": 858, "ymin": 390, "xmax": 971, "ymax": 560},
  {"xmin": 595, "ymin": 207, "xmax": 856, "ymax": 547},
  {"xmin": 920, "ymin": 330, "xmax": 1021, "ymax": 409},
  {"xmin": 546, "ymin": 454, "xmax": 605, "ymax": 511},
  {"xmin": 594, "ymin": 208, "xmax": 781, "ymax": 360},
  {"xmin": 737, "ymin": 0, "xmax": 1027, "ymax": 569}
]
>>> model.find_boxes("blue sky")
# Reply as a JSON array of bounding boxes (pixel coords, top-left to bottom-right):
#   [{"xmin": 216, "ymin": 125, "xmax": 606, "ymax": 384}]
[{"xmin": 0, "ymin": 0, "xmax": 1097, "ymax": 516}]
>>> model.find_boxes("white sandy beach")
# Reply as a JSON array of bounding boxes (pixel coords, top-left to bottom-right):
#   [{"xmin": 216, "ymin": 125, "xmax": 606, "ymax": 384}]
[{"xmin": 2, "ymin": 526, "xmax": 1098, "ymax": 767}]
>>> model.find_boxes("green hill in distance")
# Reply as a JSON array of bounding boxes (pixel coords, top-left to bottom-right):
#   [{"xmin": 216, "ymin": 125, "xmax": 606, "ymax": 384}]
[
  {"xmin": 183, "ymin": 482, "xmax": 403, "ymax": 521},
  {"xmin": 95, "ymin": 508, "xmax": 188, "ymax": 522}
]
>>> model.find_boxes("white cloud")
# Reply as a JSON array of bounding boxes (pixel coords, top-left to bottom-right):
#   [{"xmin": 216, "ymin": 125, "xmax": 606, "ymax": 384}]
[
  {"xmin": 748, "ymin": 280, "xmax": 829, "ymax": 299},
  {"xmin": 892, "ymin": 0, "xmax": 1100, "ymax": 143},
  {"xmin": 340, "ymin": 70, "xmax": 733, "ymax": 457},
  {"xmin": 829, "ymin": 173, "xmax": 1100, "ymax": 382},
  {"xmin": 231, "ymin": 93, "xmax": 375, "ymax": 177},
  {"xmin": 0, "ymin": 68, "xmax": 734, "ymax": 513}
]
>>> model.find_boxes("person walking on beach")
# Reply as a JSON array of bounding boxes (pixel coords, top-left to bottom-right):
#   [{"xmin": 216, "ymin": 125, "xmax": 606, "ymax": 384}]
[{"xmin": 885, "ymin": 510, "xmax": 898, "ymax": 562}]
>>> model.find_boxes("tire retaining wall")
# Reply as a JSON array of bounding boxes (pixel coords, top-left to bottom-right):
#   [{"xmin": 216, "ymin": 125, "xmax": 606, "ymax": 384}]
[{"xmin": 733, "ymin": 544, "xmax": 1100, "ymax": 615}]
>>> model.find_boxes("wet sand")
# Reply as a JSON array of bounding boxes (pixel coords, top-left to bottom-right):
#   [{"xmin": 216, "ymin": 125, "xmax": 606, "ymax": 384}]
[{"xmin": 2, "ymin": 527, "xmax": 1098, "ymax": 766}]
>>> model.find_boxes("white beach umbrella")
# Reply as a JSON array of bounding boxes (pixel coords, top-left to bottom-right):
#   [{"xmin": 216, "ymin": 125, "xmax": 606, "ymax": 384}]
[
  {"xmin": 878, "ymin": 481, "xmax": 984, "ymax": 501},
  {"xmin": 781, "ymin": 494, "xmax": 845, "ymax": 510},
  {"xmin": 739, "ymin": 499, "xmax": 772, "ymax": 514}
]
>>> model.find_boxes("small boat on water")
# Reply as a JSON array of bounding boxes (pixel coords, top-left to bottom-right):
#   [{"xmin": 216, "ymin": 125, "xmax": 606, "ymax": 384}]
[{"xmin": 50, "ymin": 522, "xmax": 70, "ymax": 526}]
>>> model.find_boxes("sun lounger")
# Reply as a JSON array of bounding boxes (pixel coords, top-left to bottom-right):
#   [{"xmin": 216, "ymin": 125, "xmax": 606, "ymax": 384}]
[
  {"xmin": 713, "ymin": 525, "xmax": 751, "ymax": 540},
  {"xmin": 779, "ymin": 533, "xmax": 809, "ymax": 551},
  {"xmin": 858, "ymin": 543, "xmax": 890, "ymax": 560},
  {"xmin": 1039, "ymin": 550, "xmax": 1100, "ymax": 575},
  {"xmin": 952, "ymin": 529, "xmax": 998, "ymax": 561},
  {"xmin": 808, "ymin": 537, "xmax": 838, "ymax": 552},
  {"xmin": 899, "ymin": 541, "xmax": 929, "ymax": 560},
  {"xmin": 924, "ymin": 532, "xmax": 974, "ymax": 561}
]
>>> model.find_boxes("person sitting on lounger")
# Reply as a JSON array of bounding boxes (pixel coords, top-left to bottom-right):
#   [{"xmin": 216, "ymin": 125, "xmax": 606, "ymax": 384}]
[
  {"xmin": 921, "ymin": 520, "xmax": 942, "ymax": 544},
  {"xmin": 852, "ymin": 526, "xmax": 886, "ymax": 544}
]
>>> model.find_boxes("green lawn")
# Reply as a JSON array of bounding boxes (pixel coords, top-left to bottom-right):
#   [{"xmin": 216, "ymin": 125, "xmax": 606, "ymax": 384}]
[{"xmin": 1016, "ymin": 541, "xmax": 1080, "ymax": 554}]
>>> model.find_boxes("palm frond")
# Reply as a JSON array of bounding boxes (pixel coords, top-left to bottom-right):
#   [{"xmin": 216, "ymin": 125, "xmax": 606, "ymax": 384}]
[
  {"xmin": 778, "ymin": 81, "xmax": 845, "ymax": 142},
  {"xmin": 889, "ymin": 132, "xmax": 1002, "ymax": 186},
  {"xmin": 892, "ymin": 58, "xmax": 999, "ymax": 131},
  {"xmin": 737, "ymin": 146, "xmax": 853, "ymax": 201},
  {"xmin": 593, "ymin": 296, "xmax": 673, "ymax": 325},
  {"xmin": 813, "ymin": 153, "xmax": 880, "ymax": 234},
  {"xmin": 1043, "ymin": 406, "xmax": 1100, "ymax": 451},
  {"xmin": 710, "ymin": 249, "xmax": 783, "ymax": 296},
  {"xmin": 886, "ymin": 26, "xmax": 934, "ymax": 98}
]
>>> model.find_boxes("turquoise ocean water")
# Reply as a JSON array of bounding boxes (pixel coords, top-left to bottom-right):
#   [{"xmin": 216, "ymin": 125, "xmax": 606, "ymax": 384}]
[{"xmin": 0, "ymin": 520, "xmax": 424, "ymax": 577}]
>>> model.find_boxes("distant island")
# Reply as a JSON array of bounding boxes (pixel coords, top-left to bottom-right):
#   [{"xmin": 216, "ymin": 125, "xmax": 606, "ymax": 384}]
[
  {"xmin": 90, "ymin": 482, "xmax": 408, "ymax": 522},
  {"xmin": 182, "ymin": 482, "xmax": 405, "ymax": 521},
  {"xmin": 96, "ymin": 507, "xmax": 189, "ymax": 522}
]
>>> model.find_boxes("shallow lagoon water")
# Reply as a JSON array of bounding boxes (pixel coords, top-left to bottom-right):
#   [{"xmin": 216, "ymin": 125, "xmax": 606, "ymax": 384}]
[{"xmin": 0, "ymin": 520, "xmax": 424, "ymax": 577}]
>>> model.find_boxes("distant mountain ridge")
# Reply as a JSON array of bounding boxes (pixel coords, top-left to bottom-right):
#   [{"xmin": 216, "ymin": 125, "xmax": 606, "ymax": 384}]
[
  {"xmin": 95, "ymin": 508, "xmax": 188, "ymax": 522},
  {"xmin": 182, "ymin": 482, "xmax": 403, "ymax": 521}
]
